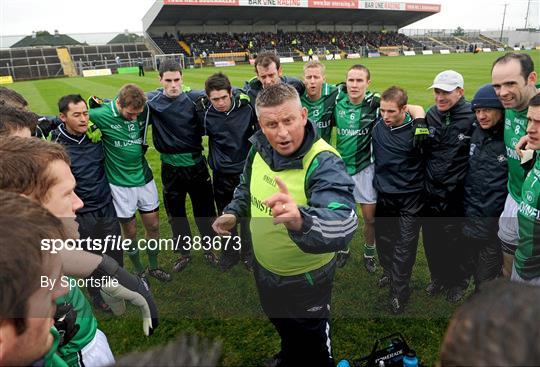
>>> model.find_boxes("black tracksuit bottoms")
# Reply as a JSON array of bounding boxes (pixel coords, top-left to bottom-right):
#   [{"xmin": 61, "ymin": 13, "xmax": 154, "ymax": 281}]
[
  {"xmin": 212, "ymin": 171, "xmax": 253, "ymax": 261},
  {"xmin": 161, "ymin": 160, "xmax": 216, "ymax": 255},
  {"xmin": 422, "ymin": 190, "xmax": 469, "ymax": 289},
  {"xmin": 375, "ymin": 191, "xmax": 423, "ymax": 301},
  {"xmin": 462, "ymin": 234, "xmax": 502, "ymax": 290},
  {"xmin": 254, "ymin": 258, "xmax": 336, "ymax": 367}
]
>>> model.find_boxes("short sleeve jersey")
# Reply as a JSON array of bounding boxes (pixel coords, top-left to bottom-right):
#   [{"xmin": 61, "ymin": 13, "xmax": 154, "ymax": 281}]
[
  {"xmin": 89, "ymin": 99, "xmax": 153, "ymax": 187},
  {"xmin": 333, "ymin": 90, "xmax": 379, "ymax": 175}
]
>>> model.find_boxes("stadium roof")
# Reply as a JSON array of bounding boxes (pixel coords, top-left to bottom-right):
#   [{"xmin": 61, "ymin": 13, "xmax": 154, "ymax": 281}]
[
  {"xmin": 11, "ymin": 31, "xmax": 82, "ymax": 48},
  {"xmin": 143, "ymin": 0, "xmax": 440, "ymax": 30},
  {"xmin": 108, "ymin": 32, "xmax": 145, "ymax": 44}
]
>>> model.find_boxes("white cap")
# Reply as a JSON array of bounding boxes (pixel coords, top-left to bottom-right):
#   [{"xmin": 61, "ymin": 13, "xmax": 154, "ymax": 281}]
[{"xmin": 428, "ymin": 70, "xmax": 464, "ymax": 91}]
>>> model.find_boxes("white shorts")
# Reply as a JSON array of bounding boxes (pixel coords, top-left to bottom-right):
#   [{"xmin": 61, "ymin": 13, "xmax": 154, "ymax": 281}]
[
  {"xmin": 351, "ymin": 164, "xmax": 377, "ymax": 204},
  {"xmin": 511, "ymin": 263, "xmax": 540, "ymax": 286},
  {"xmin": 110, "ymin": 180, "xmax": 159, "ymax": 219},
  {"xmin": 498, "ymin": 194, "xmax": 519, "ymax": 247},
  {"xmin": 78, "ymin": 329, "xmax": 115, "ymax": 367}
]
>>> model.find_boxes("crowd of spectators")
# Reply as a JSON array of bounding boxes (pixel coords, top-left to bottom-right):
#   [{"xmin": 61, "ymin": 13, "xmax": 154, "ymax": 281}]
[{"xmin": 154, "ymin": 30, "xmax": 419, "ymax": 57}]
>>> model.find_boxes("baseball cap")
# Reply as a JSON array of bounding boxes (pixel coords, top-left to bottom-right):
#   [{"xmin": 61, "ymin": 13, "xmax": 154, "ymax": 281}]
[
  {"xmin": 428, "ymin": 70, "xmax": 464, "ymax": 92},
  {"xmin": 471, "ymin": 84, "xmax": 504, "ymax": 111}
]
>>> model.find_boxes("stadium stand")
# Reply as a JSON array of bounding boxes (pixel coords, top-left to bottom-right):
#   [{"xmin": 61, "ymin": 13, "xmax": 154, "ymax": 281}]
[
  {"xmin": 0, "ymin": 47, "xmax": 63, "ymax": 80},
  {"xmin": 68, "ymin": 43, "xmax": 152, "ymax": 70},
  {"xmin": 408, "ymin": 31, "xmax": 507, "ymax": 51},
  {"xmin": 1, "ymin": 40, "xmax": 153, "ymax": 80},
  {"xmin": 152, "ymin": 36, "xmax": 186, "ymax": 55},
  {"xmin": 150, "ymin": 31, "xmax": 420, "ymax": 56}
]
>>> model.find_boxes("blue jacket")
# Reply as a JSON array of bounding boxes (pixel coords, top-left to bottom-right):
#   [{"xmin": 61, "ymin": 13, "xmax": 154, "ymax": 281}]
[
  {"xmin": 196, "ymin": 90, "xmax": 257, "ymax": 174},
  {"xmin": 50, "ymin": 123, "xmax": 112, "ymax": 213},
  {"xmin": 145, "ymin": 88, "xmax": 205, "ymax": 155},
  {"xmin": 463, "ymin": 120, "xmax": 508, "ymax": 239}
]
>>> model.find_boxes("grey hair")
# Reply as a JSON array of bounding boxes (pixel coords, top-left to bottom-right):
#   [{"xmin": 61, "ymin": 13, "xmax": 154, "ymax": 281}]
[{"xmin": 255, "ymin": 83, "xmax": 301, "ymax": 118}]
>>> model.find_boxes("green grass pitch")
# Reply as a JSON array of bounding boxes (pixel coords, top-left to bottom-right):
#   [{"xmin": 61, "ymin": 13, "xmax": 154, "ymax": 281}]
[{"xmin": 9, "ymin": 50, "xmax": 539, "ymax": 366}]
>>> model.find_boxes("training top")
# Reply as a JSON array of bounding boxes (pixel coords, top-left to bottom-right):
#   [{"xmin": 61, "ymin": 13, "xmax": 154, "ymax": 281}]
[
  {"xmin": 515, "ymin": 154, "xmax": 540, "ymax": 280},
  {"xmin": 424, "ymin": 97, "xmax": 475, "ymax": 200},
  {"xmin": 301, "ymin": 83, "xmax": 339, "ymax": 143},
  {"xmin": 334, "ymin": 89, "xmax": 380, "ymax": 175},
  {"xmin": 372, "ymin": 113, "xmax": 425, "ymax": 194},
  {"xmin": 89, "ymin": 99, "xmax": 153, "ymax": 187},
  {"xmin": 56, "ymin": 283, "xmax": 98, "ymax": 367},
  {"xmin": 197, "ymin": 90, "xmax": 256, "ymax": 174},
  {"xmin": 50, "ymin": 123, "xmax": 112, "ymax": 213},
  {"xmin": 146, "ymin": 88, "xmax": 206, "ymax": 167},
  {"xmin": 504, "ymin": 107, "xmax": 528, "ymax": 202}
]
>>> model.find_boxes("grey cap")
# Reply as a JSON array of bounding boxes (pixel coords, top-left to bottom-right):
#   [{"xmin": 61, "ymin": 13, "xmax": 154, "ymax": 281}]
[{"xmin": 428, "ymin": 70, "xmax": 464, "ymax": 91}]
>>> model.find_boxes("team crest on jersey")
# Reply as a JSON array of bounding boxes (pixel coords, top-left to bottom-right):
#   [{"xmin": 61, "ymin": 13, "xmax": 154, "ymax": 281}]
[
  {"xmin": 525, "ymin": 191, "xmax": 534, "ymax": 203},
  {"xmin": 428, "ymin": 126, "xmax": 436, "ymax": 137},
  {"xmin": 457, "ymin": 133, "xmax": 470, "ymax": 141},
  {"xmin": 497, "ymin": 155, "xmax": 506, "ymax": 163},
  {"xmin": 338, "ymin": 110, "xmax": 346, "ymax": 118}
]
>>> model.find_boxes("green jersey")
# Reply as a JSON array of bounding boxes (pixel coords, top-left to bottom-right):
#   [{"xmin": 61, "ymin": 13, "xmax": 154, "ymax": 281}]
[
  {"xmin": 504, "ymin": 107, "xmax": 528, "ymax": 202},
  {"xmin": 89, "ymin": 99, "xmax": 153, "ymax": 187},
  {"xmin": 334, "ymin": 90, "xmax": 380, "ymax": 175},
  {"xmin": 43, "ymin": 327, "xmax": 68, "ymax": 367},
  {"xmin": 515, "ymin": 155, "xmax": 540, "ymax": 280},
  {"xmin": 56, "ymin": 283, "xmax": 98, "ymax": 366},
  {"xmin": 301, "ymin": 83, "xmax": 339, "ymax": 143}
]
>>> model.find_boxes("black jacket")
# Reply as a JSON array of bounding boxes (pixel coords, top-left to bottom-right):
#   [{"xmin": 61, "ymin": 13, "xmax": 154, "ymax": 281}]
[
  {"xmin": 50, "ymin": 124, "xmax": 112, "ymax": 213},
  {"xmin": 146, "ymin": 88, "xmax": 205, "ymax": 154},
  {"xmin": 372, "ymin": 115, "xmax": 425, "ymax": 194},
  {"xmin": 224, "ymin": 120, "xmax": 358, "ymax": 253},
  {"xmin": 463, "ymin": 120, "xmax": 508, "ymax": 239},
  {"xmin": 425, "ymin": 97, "xmax": 475, "ymax": 200},
  {"xmin": 196, "ymin": 91, "xmax": 257, "ymax": 174},
  {"xmin": 244, "ymin": 76, "xmax": 305, "ymax": 106}
]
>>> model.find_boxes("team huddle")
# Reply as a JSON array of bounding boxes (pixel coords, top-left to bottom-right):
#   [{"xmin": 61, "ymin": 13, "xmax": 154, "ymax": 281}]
[{"xmin": 0, "ymin": 51, "xmax": 538, "ymax": 367}]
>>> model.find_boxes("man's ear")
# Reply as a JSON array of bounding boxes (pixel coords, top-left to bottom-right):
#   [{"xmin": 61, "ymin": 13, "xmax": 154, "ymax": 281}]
[
  {"xmin": 59, "ymin": 112, "xmax": 67, "ymax": 123},
  {"xmin": 527, "ymin": 71, "xmax": 537, "ymax": 86},
  {"xmin": 278, "ymin": 66, "xmax": 283, "ymax": 77},
  {"xmin": 301, "ymin": 107, "xmax": 308, "ymax": 126},
  {"xmin": 0, "ymin": 318, "xmax": 16, "ymax": 361}
]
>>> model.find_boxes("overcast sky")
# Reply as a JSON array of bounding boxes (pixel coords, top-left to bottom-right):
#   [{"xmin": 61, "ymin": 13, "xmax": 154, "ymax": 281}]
[{"xmin": 0, "ymin": 0, "xmax": 537, "ymax": 36}]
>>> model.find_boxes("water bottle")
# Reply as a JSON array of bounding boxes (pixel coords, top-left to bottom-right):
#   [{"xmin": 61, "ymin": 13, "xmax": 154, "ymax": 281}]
[
  {"xmin": 336, "ymin": 360, "xmax": 350, "ymax": 367},
  {"xmin": 403, "ymin": 350, "xmax": 418, "ymax": 367}
]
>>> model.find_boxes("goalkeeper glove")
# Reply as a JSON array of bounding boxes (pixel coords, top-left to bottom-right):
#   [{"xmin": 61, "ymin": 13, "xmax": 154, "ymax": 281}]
[
  {"xmin": 90, "ymin": 255, "xmax": 159, "ymax": 336},
  {"xmin": 54, "ymin": 303, "xmax": 80, "ymax": 347},
  {"xmin": 412, "ymin": 118, "xmax": 429, "ymax": 149}
]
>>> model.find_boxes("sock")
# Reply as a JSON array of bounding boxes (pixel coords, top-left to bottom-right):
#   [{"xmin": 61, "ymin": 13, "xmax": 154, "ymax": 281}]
[
  {"xmin": 363, "ymin": 243, "xmax": 375, "ymax": 258},
  {"xmin": 147, "ymin": 247, "xmax": 159, "ymax": 269},
  {"xmin": 127, "ymin": 246, "xmax": 145, "ymax": 273}
]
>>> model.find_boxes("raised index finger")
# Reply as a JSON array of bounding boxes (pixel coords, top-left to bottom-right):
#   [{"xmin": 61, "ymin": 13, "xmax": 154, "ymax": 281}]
[{"xmin": 275, "ymin": 176, "xmax": 289, "ymax": 195}]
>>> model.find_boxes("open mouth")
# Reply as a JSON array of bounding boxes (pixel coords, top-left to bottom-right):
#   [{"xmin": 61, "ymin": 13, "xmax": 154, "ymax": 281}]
[{"xmin": 278, "ymin": 141, "xmax": 291, "ymax": 149}]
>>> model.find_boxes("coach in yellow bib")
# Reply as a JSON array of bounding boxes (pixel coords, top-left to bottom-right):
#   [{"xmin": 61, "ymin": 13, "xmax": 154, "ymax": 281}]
[{"xmin": 213, "ymin": 84, "xmax": 358, "ymax": 367}]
